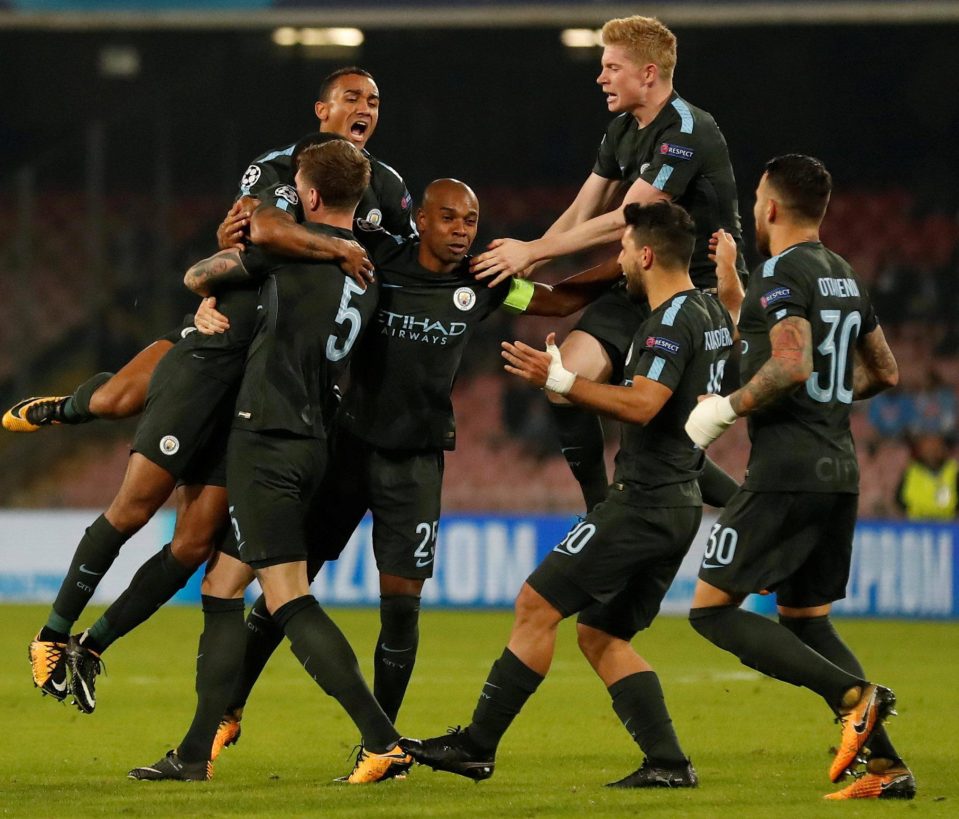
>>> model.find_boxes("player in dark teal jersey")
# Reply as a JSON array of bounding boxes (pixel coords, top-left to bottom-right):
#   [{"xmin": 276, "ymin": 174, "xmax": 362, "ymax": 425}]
[
  {"xmin": 685, "ymin": 155, "xmax": 913, "ymax": 800},
  {"xmin": 129, "ymin": 140, "xmax": 415, "ymax": 785},
  {"xmin": 405, "ymin": 202, "xmax": 735, "ymax": 788},
  {"xmin": 470, "ymin": 16, "xmax": 746, "ymax": 514}
]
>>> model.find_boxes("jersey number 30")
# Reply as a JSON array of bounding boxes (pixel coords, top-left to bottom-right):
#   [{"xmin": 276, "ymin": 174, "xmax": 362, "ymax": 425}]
[{"xmin": 806, "ymin": 309, "xmax": 861, "ymax": 405}]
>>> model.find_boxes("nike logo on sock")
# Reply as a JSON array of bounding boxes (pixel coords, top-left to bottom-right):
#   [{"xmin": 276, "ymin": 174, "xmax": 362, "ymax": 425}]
[
  {"xmin": 78, "ymin": 564, "xmax": 103, "ymax": 576},
  {"xmin": 380, "ymin": 644, "xmax": 413, "ymax": 653}
]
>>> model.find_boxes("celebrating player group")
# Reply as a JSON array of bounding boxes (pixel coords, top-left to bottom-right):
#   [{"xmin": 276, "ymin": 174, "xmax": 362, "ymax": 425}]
[{"xmin": 6, "ymin": 14, "xmax": 914, "ymax": 801}]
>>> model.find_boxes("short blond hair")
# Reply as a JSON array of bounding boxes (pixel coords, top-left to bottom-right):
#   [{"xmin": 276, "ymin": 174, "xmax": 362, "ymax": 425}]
[{"xmin": 601, "ymin": 16, "xmax": 677, "ymax": 81}]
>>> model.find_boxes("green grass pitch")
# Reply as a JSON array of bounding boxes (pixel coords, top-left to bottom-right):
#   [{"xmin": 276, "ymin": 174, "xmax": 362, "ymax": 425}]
[{"xmin": 1, "ymin": 604, "xmax": 956, "ymax": 817}]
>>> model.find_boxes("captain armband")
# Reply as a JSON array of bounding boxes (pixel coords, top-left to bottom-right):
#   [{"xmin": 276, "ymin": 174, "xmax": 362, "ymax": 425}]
[{"xmin": 502, "ymin": 278, "xmax": 539, "ymax": 314}]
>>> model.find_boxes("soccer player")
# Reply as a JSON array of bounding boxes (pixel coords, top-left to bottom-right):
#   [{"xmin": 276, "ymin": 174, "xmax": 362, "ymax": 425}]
[
  {"xmin": 471, "ymin": 15, "xmax": 747, "ymax": 514},
  {"xmin": 684, "ymin": 155, "xmax": 914, "ymax": 800},
  {"xmin": 3, "ymin": 66, "xmax": 407, "ymax": 433},
  {"xmin": 132, "ymin": 139, "xmax": 404, "ymax": 785},
  {"xmin": 25, "ymin": 133, "xmax": 357, "ymax": 712},
  {"xmin": 405, "ymin": 201, "xmax": 734, "ymax": 788},
  {"xmin": 133, "ymin": 178, "xmax": 626, "ymax": 780}
]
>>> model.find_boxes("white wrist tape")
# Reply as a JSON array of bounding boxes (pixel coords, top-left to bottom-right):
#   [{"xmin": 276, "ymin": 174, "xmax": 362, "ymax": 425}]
[
  {"xmin": 685, "ymin": 394, "xmax": 738, "ymax": 448},
  {"xmin": 544, "ymin": 340, "xmax": 576, "ymax": 395}
]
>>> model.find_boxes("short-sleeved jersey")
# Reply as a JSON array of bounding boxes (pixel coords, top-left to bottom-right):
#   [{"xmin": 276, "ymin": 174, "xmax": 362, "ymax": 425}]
[
  {"xmin": 593, "ymin": 93, "xmax": 747, "ymax": 288},
  {"xmin": 738, "ymin": 241, "xmax": 878, "ymax": 494},
  {"xmin": 337, "ymin": 223, "xmax": 511, "ymax": 451},
  {"xmin": 233, "ymin": 223, "xmax": 379, "ymax": 439},
  {"xmin": 613, "ymin": 289, "xmax": 735, "ymax": 505},
  {"xmin": 237, "ymin": 141, "xmax": 416, "ymax": 237}
]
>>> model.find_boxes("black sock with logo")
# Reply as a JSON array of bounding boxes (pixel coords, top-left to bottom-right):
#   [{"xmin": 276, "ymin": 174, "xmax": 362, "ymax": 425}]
[
  {"xmin": 608, "ymin": 671, "xmax": 687, "ymax": 767},
  {"xmin": 467, "ymin": 648, "xmax": 544, "ymax": 754},
  {"xmin": 373, "ymin": 594, "xmax": 421, "ymax": 723}
]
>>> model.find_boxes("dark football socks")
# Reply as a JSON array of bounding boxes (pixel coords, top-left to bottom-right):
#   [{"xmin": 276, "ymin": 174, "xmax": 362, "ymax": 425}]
[
  {"xmin": 467, "ymin": 648, "xmax": 544, "ymax": 753},
  {"xmin": 700, "ymin": 457, "xmax": 739, "ymax": 507},
  {"xmin": 275, "ymin": 595, "xmax": 398, "ymax": 753},
  {"xmin": 227, "ymin": 594, "xmax": 284, "ymax": 712},
  {"xmin": 609, "ymin": 671, "xmax": 687, "ymax": 767},
  {"xmin": 61, "ymin": 372, "xmax": 113, "ymax": 423},
  {"xmin": 373, "ymin": 594, "xmax": 421, "ymax": 723},
  {"xmin": 178, "ymin": 596, "xmax": 246, "ymax": 763},
  {"xmin": 43, "ymin": 514, "xmax": 129, "ymax": 639},
  {"xmin": 779, "ymin": 614, "xmax": 902, "ymax": 762},
  {"xmin": 549, "ymin": 403, "xmax": 609, "ymax": 512},
  {"xmin": 83, "ymin": 543, "xmax": 195, "ymax": 653},
  {"xmin": 689, "ymin": 605, "xmax": 864, "ymax": 709}
]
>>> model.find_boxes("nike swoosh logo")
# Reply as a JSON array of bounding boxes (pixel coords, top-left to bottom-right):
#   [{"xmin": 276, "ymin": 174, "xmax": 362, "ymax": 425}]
[
  {"xmin": 561, "ymin": 447, "xmax": 582, "ymax": 454},
  {"xmin": 701, "ymin": 562, "xmax": 723, "ymax": 569},
  {"xmin": 251, "ymin": 610, "xmax": 268, "ymax": 620},
  {"xmin": 853, "ymin": 690, "xmax": 876, "ymax": 733},
  {"xmin": 191, "ymin": 354, "xmax": 206, "ymax": 360},
  {"xmin": 881, "ymin": 775, "xmax": 909, "ymax": 790},
  {"xmin": 51, "ymin": 678, "xmax": 67, "ymax": 693},
  {"xmin": 381, "ymin": 283, "xmax": 403, "ymax": 289},
  {"xmin": 78, "ymin": 564, "xmax": 103, "ymax": 576},
  {"xmin": 380, "ymin": 643, "xmax": 412, "ymax": 654},
  {"xmin": 415, "ymin": 558, "xmax": 433, "ymax": 568}
]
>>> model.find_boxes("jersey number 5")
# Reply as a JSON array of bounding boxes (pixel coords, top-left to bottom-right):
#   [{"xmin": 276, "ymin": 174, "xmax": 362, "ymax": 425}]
[{"xmin": 326, "ymin": 279, "xmax": 368, "ymax": 362}]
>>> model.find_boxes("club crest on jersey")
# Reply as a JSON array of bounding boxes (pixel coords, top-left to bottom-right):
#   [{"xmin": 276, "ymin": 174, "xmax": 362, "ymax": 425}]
[
  {"xmin": 760, "ymin": 286, "xmax": 791, "ymax": 308},
  {"xmin": 240, "ymin": 164, "xmax": 261, "ymax": 189},
  {"xmin": 453, "ymin": 287, "xmax": 477, "ymax": 311},
  {"xmin": 645, "ymin": 336, "xmax": 680, "ymax": 355},
  {"xmin": 365, "ymin": 208, "xmax": 383, "ymax": 226},
  {"xmin": 159, "ymin": 435, "xmax": 180, "ymax": 456},
  {"xmin": 659, "ymin": 143, "xmax": 695, "ymax": 160},
  {"xmin": 274, "ymin": 185, "xmax": 299, "ymax": 206}
]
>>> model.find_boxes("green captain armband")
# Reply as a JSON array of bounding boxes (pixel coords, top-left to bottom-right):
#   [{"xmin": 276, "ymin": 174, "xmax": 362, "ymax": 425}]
[{"xmin": 502, "ymin": 278, "xmax": 536, "ymax": 314}]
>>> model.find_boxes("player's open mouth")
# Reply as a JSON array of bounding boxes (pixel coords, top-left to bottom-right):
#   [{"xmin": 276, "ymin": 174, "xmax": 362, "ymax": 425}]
[
  {"xmin": 350, "ymin": 121, "xmax": 369, "ymax": 139},
  {"xmin": 449, "ymin": 243, "xmax": 467, "ymax": 254}
]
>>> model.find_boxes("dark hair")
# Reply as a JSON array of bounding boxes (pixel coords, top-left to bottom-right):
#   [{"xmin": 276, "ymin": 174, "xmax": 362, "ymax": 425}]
[
  {"xmin": 318, "ymin": 66, "xmax": 375, "ymax": 101},
  {"xmin": 623, "ymin": 201, "xmax": 696, "ymax": 270},
  {"xmin": 297, "ymin": 140, "xmax": 371, "ymax": 211},
  {"xmin": 292, "ymin": 131, "xmax": 348, "ymax": 164},
  {"xmin": 763, "ymin": 154, "xmax": 832, "ymax": 223}
]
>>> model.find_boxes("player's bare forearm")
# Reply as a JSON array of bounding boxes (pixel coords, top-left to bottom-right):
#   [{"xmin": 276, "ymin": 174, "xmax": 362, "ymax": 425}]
[
  {"xmin": 526, "ymin": 258, "xmax": 622, "ymax": 317},
  {"xmin": 852, "ymin": 326, "xmax": 899, "ymax": 399},
  {"xmin": 566, "ymin": 376, "xmax": 672, "ymax": 426},
  {"xmin": 249, "ymin": 205, "xmax": 373, "ymax": 286},
  {"xmin": 183, "ymin": 250, "xmax": 250, "ymax": 296},
  {"xmin": 728, "ymin": 317, "xmax": 813, "ymax": 415},
  {"xmin": 534, "ymin": 208, "xmax": 627, "ymax": 263}
]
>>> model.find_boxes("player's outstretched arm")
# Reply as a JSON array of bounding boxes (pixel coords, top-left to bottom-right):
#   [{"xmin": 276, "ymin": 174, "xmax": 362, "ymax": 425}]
[
  {"xmin": 521, "ymin": 257, "xmax": 623, "ymax": 317},
  {"xmin": 183, "ymin": 249, "xmax": 250, "ymax": 297},
  {"xmin": 502, "ymin": 332, "xmax": 672, "ymax": 425},
  {"xmin": 852, "ymin": 326, "xmax": 899, "ymax": 400},
  {"xmin": 471, "ymin": 174, "xmax": 620, "ymax": 286},
  {"xmin": 249, "ymin": 205, "xmax": 374, "ymax": 288}
]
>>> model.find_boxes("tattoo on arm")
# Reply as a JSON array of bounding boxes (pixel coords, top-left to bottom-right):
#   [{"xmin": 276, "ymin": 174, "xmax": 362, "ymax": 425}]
[
  {"xmin": 729, "ymin": 316, "xmax": 813, "ymax": 415},
  {"xmin": 852, "ymin": 326, "xmax": 898, "ymax": 399},
  {"xmin": 184, "ymin": 250, "xmax": 249, "ymax": 295}
]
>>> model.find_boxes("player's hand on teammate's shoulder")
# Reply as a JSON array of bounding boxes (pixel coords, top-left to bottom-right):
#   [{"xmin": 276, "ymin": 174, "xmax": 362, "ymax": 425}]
[
  {"xmin": 472, "ymin": 238, "xmax": 536, "ymax": 287},
  {"xmin": 217, "ymin": 197, "xmax": 258, "ymax": 251},
  {"xmin": 194, "ymin": 297, "xmax": 230, "ymax": 335},
  {"xmin": 333, "ymin": 238, "xmax": 375, "ymax": 288}
]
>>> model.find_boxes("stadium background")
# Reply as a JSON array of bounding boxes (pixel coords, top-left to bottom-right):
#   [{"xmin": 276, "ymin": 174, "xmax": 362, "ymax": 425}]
[{"xmin": 1, "ymin": 1, "xmax": 957, "ymax": 618}]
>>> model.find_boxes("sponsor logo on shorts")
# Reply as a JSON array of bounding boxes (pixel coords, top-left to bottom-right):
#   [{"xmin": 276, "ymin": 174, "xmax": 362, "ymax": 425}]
[
  {"xmin": 240, "ymin": 164, "xmax": 261, "ymax": 189},
  {"xmin": 760, "ymin": 286, "xmax": 791, "ymax": 308},
  {"xmin": 159, "ymin": 435, "xmax": 180, "ymax": 455},
  {"xmin": 365, "ymin": 208, "xmax": 383, "ymax": 226},
  {"xmin": 660, "ymin": 143, "xmax": 695, "ymax": 160},
  {"xmin": 453, "ymin": 287, "xmax": 477, "ymax": 311},
  {"xmin": 273, "ymin": 185, "xmax": 299, "ymax": 206},
  {"xmin": 645, "ymin": 336, "xmax": 680, "ymax": 355}
]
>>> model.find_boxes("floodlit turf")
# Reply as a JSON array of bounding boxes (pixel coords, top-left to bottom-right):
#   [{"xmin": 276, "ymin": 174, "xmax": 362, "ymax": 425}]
[{"xmin": 2, "ymin": 604, "xmax": 956, "ymax": 817}]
